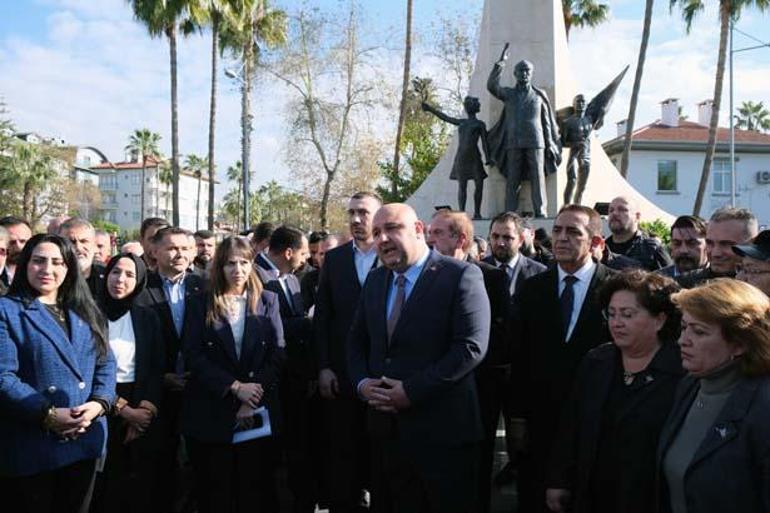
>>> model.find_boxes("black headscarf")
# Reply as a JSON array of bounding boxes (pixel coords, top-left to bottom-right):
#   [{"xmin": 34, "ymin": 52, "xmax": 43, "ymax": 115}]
[{"xmin": 102, "ymin": 253, "xmax": 148, "ymax": 322}]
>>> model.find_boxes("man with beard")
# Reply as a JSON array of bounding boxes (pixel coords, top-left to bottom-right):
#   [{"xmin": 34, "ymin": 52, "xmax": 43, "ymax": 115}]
[
  {"xmin": 677, "ymin": 207, "xmax": 758, "ymax": 288},
  {"xmin": 0, "ymin": 216, "xmax": 32, "ymax": 288},
  {"xmin": 58, "ymin": 217, "xmax": 107, "ymax": 305},
  {"xmin": 348, "ymin": 203, "xmax": 489, "ymax": 513},
  {"xmin": 605, "ymin": 196, "xmax": 671, "ymax": 271},
  {"xmin": 314, "ymin": 191, "xmax": 382, "ymax": 513},
  {"xmin": 192, "ymin": 229, "xmax": 216, "ymax": 276},
  {"xmin": 659, "ymin": 216, "xmax": 708, "ymax": 278},
  {"xmin": 481, "ymin": 212, "xmax": 546, "ymax": 490},
  {"xmin": 427, "ymin": 210, "xmax": 511, "ymax": 513}
]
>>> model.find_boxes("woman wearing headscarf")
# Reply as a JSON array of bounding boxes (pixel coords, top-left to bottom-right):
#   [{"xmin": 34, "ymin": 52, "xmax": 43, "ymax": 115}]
[
  {"xmin": 182, "ymin": 236, "xmax": 285, "ymax": 513},
  {"xmin": 0, "ymin": 234, "xmax": 116, "ymax": 513},
  {"xmin": 91, "ymin": 253, "xmax": 164, "ymax": 513}
]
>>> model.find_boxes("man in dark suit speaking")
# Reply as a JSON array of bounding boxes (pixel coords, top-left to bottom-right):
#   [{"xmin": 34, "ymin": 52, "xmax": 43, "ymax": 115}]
[{"xmin": 347, "ymin": 203, "xmax": 490, "ymax": 513}]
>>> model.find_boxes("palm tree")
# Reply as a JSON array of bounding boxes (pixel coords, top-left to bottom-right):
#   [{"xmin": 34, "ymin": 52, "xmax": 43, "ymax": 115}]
[
  {"xmin": 185, "ymin": 154, "xmax": 208, "ymax": 230},
  {"xmin": 226, "ymin": 160, "xmax": 244, "ymax": 228},
  {"xmin": 670, "ymin": 0, "xmax": 770, "ymax": 215},
  {"xmin": 220, "ymin": 0, "xmax": 287, "ymax": 231},
  {"xmin": 619, "ymin": 0, "xmax": 654, "ymax": 179},
  {"xmin": 735, "ymin": 100, "xmax": 770, "ymax": 132},
  {"xmin": 125, "ymin": 129, "xmax": 162, "ymax": 221},
  {"xmin": 183, "ymin": 1, "xmax": 233, "ymax": 229},
  {"xmin": 562, "ymin": 0, "xmax": 610, "ymax": 40},
  {"xmin": 391, "ymin": 0, "xmax": 414, "ymax": 197},
  {"xmin": 128, "ymin": 0, "xmax": 190, "ymax": 226}
]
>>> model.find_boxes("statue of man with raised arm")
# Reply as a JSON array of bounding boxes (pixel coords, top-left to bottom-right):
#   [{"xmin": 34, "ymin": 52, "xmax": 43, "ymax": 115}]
[{"xmin": 487, "ymin": 43, "xmax": 561, "ymax": 217}]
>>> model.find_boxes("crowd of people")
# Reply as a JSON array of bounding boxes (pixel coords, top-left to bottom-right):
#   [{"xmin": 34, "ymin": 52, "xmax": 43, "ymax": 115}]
[{"xmin": 1, "ymin": 192, "xmax": 770, "ymax": 513}]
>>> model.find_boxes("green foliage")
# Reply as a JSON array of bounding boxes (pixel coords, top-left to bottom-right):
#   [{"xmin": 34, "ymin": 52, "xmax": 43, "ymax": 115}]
[
  {"xmin": 92, "ymin": 219, "xmax": 121, "ymax": 234},
  {"xmin": 221, "ymin": 175, "xmax": 315, "ymax": 230},
  {"xmin": 378, "ymin": 77, "xmax": 449, "ymax": 203},
  {"xmin": 640, "ymin": 219, "xmax": 671, "ymax": 246},
  {"xmin": 563, "ymin": 0, "xmax": 610, "ymax": 39},
  {"xmin": 735, "ymin": 100, "xmax": 770, "ymax": 132},
  {"xmin": 670, "ymin": 0, "xmax": 770, "ymax": 34}
]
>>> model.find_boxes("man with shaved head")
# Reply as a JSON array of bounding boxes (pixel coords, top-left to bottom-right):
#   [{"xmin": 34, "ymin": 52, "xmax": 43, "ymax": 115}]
[
  {"xmin": 348, "ymin": 203, "xmax": 490, "ymax": 512},
  {"xmin": 605, "ymin": 195, "xmax": 671, "ymax": 271}
]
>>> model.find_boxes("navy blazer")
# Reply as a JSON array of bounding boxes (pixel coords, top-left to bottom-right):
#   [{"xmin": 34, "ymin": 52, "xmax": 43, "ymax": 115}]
[
  {"xmin": 0, "ymin": 295, "xmax": 116, "ymax": 477},
  {"xmin": 347, "ymin": 250, "xmax": 490, "ymax": 445},
  {"xmin": 482, "ymin": 254, "xmax": 547, "ymax": 299},
  {"xmin": 134, "ymin": 271, "xmax": 204, "ymax": 374},
  {"xmin": 657, "ymin": 374, "xmax": 770, "ymax": 513},
  {"xmin": 181, "ymin": 291, "xmax": 286, "ymax": 443},
  {"xmin": 313, "ymin": 241, "xmax": 376, "ymax": 396}
]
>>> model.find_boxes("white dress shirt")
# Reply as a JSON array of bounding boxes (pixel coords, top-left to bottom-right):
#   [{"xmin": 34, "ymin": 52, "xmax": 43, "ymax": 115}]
[
  {"xmin": 557, "ymin": 258, "xmax": 597, "ymax": 341},
  {"xmin": 353, "ymin": 241, "xmax": 378, "ymax": 286},
  {"xmin": 108, "ymin": 312, "xmax": 137, "ymax": 383}
]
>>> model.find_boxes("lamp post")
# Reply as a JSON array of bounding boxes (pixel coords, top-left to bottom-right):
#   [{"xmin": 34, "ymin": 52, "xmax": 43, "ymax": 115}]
[
  {"xmin": 729, "ymin": 22, "xmax": 770, "ymax": 208},
  {"xmin": 225, "ymin": 66, "xmax": 251, "ymax": 232}
]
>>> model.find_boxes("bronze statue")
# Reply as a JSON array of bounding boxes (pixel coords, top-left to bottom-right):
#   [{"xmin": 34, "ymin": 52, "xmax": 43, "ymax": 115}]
[
  {"xmin": 487, "ymin": 43, "xmax": 561, "ymax": 217},
  {"xmin": 422, "ymin": 96, "xmax": 493, "ymax": 219},
  {"xmin": 559, "ymin": 66, "xmax": 629, "ymax": 205}
]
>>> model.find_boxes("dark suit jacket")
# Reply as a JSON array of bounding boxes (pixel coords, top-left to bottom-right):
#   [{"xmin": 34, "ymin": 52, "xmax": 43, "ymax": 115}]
[
  {"xmin": 134, "ymin": 271, "xmax": 205, "ymax": 374},
  {"xmin": 472, "ymin": 259, "xmax": 510, "ymax": 368},
  {"xmin": 547, "ymin": 342, "xmax": 683, "ymax": 513},
  {"xmin": 254, "ymin": 253, "xmax": 279, "ymax": 285},
  {"xmin": 656, "ymin": 374, "xmax": 770, "ymax": 513},
  {"xmin": 181, "ymin": 291, "xmax": 286, "ymax": 443},
  {"xmin": 482, "ymin": 254, "xmax": 547, "ymax": 299},
  {"xmin": 511, "ymin": 262, "xmax": 613, "ymax": 462},
  {"xmin": 86, "ymin": 262, "xmax": 107, "ymax": 307},
  {"xmin": 299, "ymin": 267, "xmax": 320, "ymax": 313},
  {"xmin": 120, "ymin": 303, "xmax": 165, "ymax": 410},
  {"xmin": 261, "ymin": 272, "xmax": 314, "ymax": 385},
  {"xmin": 313, "ymin": 241, "xmax": 376, "ymax": 396},
  {"xmin": 347, "ymin": 250, "xmax": 490, "ymax": 445}
]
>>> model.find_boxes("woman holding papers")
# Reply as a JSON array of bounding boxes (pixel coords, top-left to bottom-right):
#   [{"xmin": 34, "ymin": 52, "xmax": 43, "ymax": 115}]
[{"xmin": 181, "ymin": 236, "xmax": 286, "ymax": 513}]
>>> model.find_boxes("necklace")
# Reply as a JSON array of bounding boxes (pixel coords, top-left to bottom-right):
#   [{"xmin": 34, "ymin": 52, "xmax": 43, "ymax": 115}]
[{"xmin": 44, "ymin": 302, "xmax": 66, "ymax": 323}]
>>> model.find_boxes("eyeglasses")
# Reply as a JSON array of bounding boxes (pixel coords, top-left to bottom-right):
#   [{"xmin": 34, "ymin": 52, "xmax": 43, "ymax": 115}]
[
  {"xmin": 736, "ymin": 265, "xmax": 770, "ymax": 276},
  {"xmin": 602, "ymin": 308, "xmax": 641, "ymax": 321}
]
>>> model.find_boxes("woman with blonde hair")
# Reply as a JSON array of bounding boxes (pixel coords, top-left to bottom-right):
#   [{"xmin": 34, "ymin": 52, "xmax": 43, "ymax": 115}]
[
  {"xmin": 181, "ymin": 236, "xmax": 285, "ymax": 513},
  {"xmin": 659, "ymin": 278, "xmax": 770, "ymax": 513}
]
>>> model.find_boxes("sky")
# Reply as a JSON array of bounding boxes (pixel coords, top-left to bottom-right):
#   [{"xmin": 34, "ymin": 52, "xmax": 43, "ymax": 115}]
[{"xmin": 1, "ymin": 0, "xmax": 769, "ymax": 203}]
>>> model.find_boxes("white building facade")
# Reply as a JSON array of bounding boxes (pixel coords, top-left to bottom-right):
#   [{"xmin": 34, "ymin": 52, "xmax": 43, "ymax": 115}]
[
  {"xmin": 93, "ymin": 155, "xmax": 211, "ymax": 233},
  {"xmin": 604, "ymin": 99, "xmax": 770, "ymax": 227}
]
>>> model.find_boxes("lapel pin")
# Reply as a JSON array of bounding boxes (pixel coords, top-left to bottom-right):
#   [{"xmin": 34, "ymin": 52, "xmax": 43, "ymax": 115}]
[
  {"xmin": 716, "ymin": 426, "xmax": 728, "ymax": 439},
  {"xmin": 645, "ymin": 375, "xmax": 654, "ymax": 383}
]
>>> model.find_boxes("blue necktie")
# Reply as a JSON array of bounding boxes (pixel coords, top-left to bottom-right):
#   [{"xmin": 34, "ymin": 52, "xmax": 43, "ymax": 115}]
[{"xmin": 560, "ymin": 275, "xmax": 578, "ymax": 340}]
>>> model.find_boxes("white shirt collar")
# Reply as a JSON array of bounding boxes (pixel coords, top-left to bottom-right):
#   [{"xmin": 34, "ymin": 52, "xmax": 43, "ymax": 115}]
[
  {"xmin": 557, "ymin": 258, "xmax": 596, "ymax": 283},
  {"xmin": 495, "ymin": 253, "xmax": 520, "ymax": 270}
]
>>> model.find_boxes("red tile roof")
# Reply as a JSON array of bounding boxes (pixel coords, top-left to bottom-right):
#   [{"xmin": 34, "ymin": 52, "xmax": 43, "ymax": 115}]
[
  {"xmin": 610, "ymin": 120, "xmax": 770, "ymax": 145},
  {"xmin": 91, "ymin": 155, "xmax": 163, "ymax": 169}
]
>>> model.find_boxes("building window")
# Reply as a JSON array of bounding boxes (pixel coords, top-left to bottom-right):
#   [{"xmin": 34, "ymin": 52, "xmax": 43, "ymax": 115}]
[
  {"xmin": 133, "ymin": 212, "xmax": 141, "ymax": 221},
  {"xmin": 132, "ymin": 173, "xmax": 141, "ymax": 185},
  {"xmin": 132, "ymin": 194, "xmax": 140, "ymax": 205},
  {"xmin": 657, "ymin": 160, "xmax": 677, "ymax": 192},
  {"xmin": 712, "ymin": 158, "xmax": 732, "ymax": 194}
]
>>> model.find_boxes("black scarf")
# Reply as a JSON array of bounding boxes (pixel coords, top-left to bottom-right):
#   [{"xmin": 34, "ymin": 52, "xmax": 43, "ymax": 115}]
[{"xmin": 102, "ymin": 253, "xmax": 147, "ymax": 322}]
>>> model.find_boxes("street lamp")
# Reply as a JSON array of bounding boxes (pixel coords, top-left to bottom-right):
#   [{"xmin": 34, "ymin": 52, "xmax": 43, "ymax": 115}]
[
  {"xmin": 225, "ymin": 65, "xmax": 251, "ymax": 232},
  {"xmin": 729, "ymin": 21, "xmax": 770, "ymax": 208}
]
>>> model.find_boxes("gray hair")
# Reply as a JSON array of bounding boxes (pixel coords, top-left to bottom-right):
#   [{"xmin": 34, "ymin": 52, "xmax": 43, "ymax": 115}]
[{"xmin": 710, "ymin": 207, "xmax": 759, "ymax": 241}]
